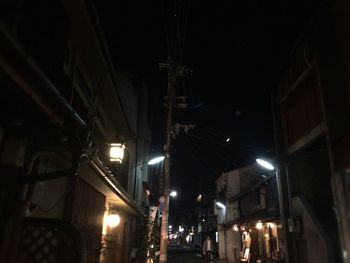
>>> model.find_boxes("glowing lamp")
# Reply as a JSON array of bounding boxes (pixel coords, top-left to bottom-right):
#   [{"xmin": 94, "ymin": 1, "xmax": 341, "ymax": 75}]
[
  {"xmin": 106, "ymin": 214, "xmax": 121, "ymax": 227},
  {"xmin": 109, "ymin": 143, "xmax": 125, "ymax": 163},
  {"xmin": 216, "ymin": 201, "xmax": 225, "ymax": 209},
  {"xmin": 256, "ymin": 222, "xmax": 263, "ymax": 230},
  {"xmin": 256, "ymin": 158, "xmax": 275, "ymax": 170},
  {"xmin": 147, "ymin": 156, "xmax": 165, "ymax": 165},
  {"xmin": 233, "ymin": 225, "xmax": 239, "ymax": 232}
]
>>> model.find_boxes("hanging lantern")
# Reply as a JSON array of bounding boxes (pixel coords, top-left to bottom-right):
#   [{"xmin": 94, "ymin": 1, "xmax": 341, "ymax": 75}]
[
  {"xmin": 106, "ymin": 213, "xmax": 121, "ymax": 227},
  {"xmin": 256, "ymin": 222, "xmax": 263, "ymax": 230},
  {"xmin": 109, "ymin": 143, "xmax": 125, "ymax": 163}
]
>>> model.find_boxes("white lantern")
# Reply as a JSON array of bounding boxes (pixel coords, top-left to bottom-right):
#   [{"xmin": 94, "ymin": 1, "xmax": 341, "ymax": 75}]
[
  {"xmin": 256, "ymin": 222, "xmax": 263, "ymax": 230},
  {"xmin": 109, "ymin": 143, "xmax": 125, "ymax": 163},
  {"xmin": 106, "ymin": 213, "xmax": 121, "ymax": 227}
]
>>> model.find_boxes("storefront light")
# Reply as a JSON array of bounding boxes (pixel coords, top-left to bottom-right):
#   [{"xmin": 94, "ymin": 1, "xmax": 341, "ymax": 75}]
[{"xmin": 256, "ymin": 222, "xmax": 263, "ymax": 230}]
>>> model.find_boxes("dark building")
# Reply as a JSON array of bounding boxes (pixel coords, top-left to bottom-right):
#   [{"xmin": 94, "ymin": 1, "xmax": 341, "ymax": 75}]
[
  {"xmin": 272, "ymin": 0, "xmax": 350, "ymax": 262},
  {"xmin": 0, "ymin": 1, "xmax": 152, "ymax": 263}
]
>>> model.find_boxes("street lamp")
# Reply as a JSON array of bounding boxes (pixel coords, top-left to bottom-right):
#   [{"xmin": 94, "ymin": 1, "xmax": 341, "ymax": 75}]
[
  {"xmin": 216, "ymin": 201, "xmax": 225, "ymax": 209},
  {"xmin": 148, "ymin": 155, "xmax": 165, "ymax": 165},
  {"xmin": 256, "ymin": 157, "xmax": 294, "ymax": 263},
  {"xmin": 169, "ymin": 190, "xmax": 177, "ymax": 197},
  {"xmin": 256, "ymin": 158, "xmax": 275, "ymax": 170}
]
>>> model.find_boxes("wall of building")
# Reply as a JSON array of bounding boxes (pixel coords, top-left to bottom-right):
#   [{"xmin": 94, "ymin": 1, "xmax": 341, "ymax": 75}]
[{"xmin": 292, "ymin": 197, "xmax": 329, "ymax": 263}]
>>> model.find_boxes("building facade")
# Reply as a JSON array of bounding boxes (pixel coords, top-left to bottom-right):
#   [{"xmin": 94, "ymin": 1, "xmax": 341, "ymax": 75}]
[
  {"xmin": 272, "ymin": 0, "xmax": 350, "ymax": 262},
  {"xmin": 216, "ymin": 164, "xmax": 282, "ymax": 263},
  {"xmin": 0, "ymin": 1, "xmax": 152, "ymax": 262}
]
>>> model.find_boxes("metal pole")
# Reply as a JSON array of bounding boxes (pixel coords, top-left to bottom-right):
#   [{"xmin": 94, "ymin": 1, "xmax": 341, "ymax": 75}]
[
  {"xmin": 271, "ymin": 91, "xmax": 296, "ymax": 263},
  {"xmin": 159, "ymin": 58, "xmax": 176, "ymax": 263}
]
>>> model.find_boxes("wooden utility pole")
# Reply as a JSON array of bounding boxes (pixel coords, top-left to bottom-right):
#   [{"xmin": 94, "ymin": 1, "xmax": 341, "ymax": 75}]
[{"xmin": 159, "ymin": 58, "xmax": 176, "ymax": 263}]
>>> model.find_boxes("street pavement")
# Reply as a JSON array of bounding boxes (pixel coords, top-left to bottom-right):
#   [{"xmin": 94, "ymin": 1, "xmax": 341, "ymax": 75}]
[{"xmin": 167, "ymin": 244, "xmax": 228, "ymax": 263}]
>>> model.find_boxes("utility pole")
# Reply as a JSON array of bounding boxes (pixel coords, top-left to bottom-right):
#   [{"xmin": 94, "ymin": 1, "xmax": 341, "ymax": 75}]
[{"xmin": 159, "ymin": 58, "xmax": 176, "ymax": 263}]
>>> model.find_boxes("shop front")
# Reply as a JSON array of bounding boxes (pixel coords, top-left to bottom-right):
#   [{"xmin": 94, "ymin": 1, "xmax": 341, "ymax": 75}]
[{"xmin": 234, "ymin": 221, "xmax": 285, "ymax": 263}]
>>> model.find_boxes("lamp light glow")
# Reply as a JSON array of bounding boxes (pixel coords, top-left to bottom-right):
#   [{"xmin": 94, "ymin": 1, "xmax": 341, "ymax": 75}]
[
  {"xmin": 147, "ymin": 156, "xmax": 165, "ymax": 165},
  {"xmin": 170, "ymin": 191, "xmax": 177, "ymax": 197},
  {"xmin": 256, "ymin": 158, "xmax": 275, "ymax": 170},
  {"xmin": 106, "ymin": 214, "xmax": 121, "ymax": 227},
  {"xmin": 109, "ymin": 143, "xmax": 125, "ymax": 163},
  {"xmin": 233, "ymin": 225, "xmax": 239, "ymax": 232},
  {"xmin": 216, "ymin": 201, "xmax": 225, "ymax": 209},
  {"xmin": 256, "ymin": 222, "xmax": 263, "ymax": 230}
]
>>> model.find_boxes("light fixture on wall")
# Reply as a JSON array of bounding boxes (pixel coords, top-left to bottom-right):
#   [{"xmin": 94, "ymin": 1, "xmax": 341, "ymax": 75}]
[
  {"xmin": 256, "ymin": 221, "xmax": 263, "ymax": 230},
  {"xmin": 105, "ymin": 212, "xmax": 121, "ymax": 227},
  {"xmin": 109, "ymin": 143, "xmax": 125, "ymax": 163}
]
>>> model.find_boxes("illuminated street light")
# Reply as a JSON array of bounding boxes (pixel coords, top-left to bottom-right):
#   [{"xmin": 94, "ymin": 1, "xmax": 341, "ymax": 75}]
[
  {"xmin": 170, "ymin": 190, "xmax": 177, "ymax": 197},
  {"xmin": 216, "ymin": 201, "xmax": 225, "ymax": 209},
  {"xmin": 256, "ymin": 222, "xmax": 263, "ymax": 230},
  {"xmin": 147, "ymin": 155, "xmax": 165, "ymax": 165},
  {"xmin": 256, "ymin": 158, "xmax": 275, "ymax": 170}
]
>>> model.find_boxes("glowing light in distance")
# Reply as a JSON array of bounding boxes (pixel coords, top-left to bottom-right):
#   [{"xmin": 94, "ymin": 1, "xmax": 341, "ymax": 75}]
[
  {"xmin": 170, "ymin": 191, "xmax": 177, "ymax": 197},
  {"xmin": 216, "ymin": 201, "xmax": 225, "ymax": 209},
  {"xmin": 148, "ymin": 156, "xmax": 165, "ymax": 165},
  {"xmin": 256, "ymin": 158, "xmax": 275, "ymax": 170},
  {"xmin": 256, "ymin": 222, "xmax": 263, "ymax": 230},
  {"xmin": 233, "ymin": 225, "xmax": 239, "ymax": 231}
]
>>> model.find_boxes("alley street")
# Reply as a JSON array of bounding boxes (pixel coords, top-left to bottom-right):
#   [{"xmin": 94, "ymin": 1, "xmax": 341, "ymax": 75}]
[{"xmin": 168, "ymin": 244, "xmax": 225, "ymax": 263}]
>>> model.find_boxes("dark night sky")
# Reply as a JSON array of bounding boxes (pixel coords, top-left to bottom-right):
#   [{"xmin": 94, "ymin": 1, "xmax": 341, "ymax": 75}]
[{"xmin": 95, "ymin": 0, "xmax": 323, "ymax": 221}]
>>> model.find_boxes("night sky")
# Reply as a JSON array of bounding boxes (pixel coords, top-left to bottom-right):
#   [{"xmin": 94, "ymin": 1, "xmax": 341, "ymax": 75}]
[{"xmin": 94, "ymin": 0, "xmax": 323, "ymax": 222}]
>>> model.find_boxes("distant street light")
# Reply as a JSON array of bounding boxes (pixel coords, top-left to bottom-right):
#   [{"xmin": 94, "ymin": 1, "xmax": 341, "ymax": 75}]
[
  {"xmin": 216, "ymin": 201, "xmax": 225, "ymax": 209},
  {"xmin": 256, "ymin": 158, "xmax": 275, "ymax": 170},
  {"xmin": 256, "ymin": 157, "xmax": 294, "ymax": 262},
  {"xmin": 169, "ymin": 190, "xmax": 177, "ymax": 197},
  {"xmin": 148, "ymin": 155, "xmax": 165, "ymax": 165}
]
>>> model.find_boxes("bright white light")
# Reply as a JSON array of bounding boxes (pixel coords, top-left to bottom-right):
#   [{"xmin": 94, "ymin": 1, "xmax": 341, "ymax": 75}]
[
  {"xmin": 233, "ymin": 225, "xmax": 239, "ymax": 232},
  {"xmin": 106, "ymin": 214, "xmax": 121, "ymax": 227},
  {"xmin": 170, "ymin": 191, "xmax": 177, "ymax": 197},
  {"xmin": 226, "ymin": 138, "xmax": 230, "ymax": 142},
  {"xmin": 148, "ymin": 156, "xmax": 165, "ymax": 165},
  {"xmin": 256, "ymin": 222, "xmax": 263, "ymax": 230},
  {"xmin": 256, "ymin": 158, "xmax": 275, "ymax": 170},
  {"xmin": 179, "ymin": 226, "xmax": 184, "ymax": 233},
  {"xmin": 216, "ymin": 201, "xmax": 225, "ymax": 209},
  {"xmin": 169, "ymin": 225, "xmax": 173, "ymax": 229},
  {"xmin": 109, "ymin": 143, "xmax": 125, "ymax": 163}
]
